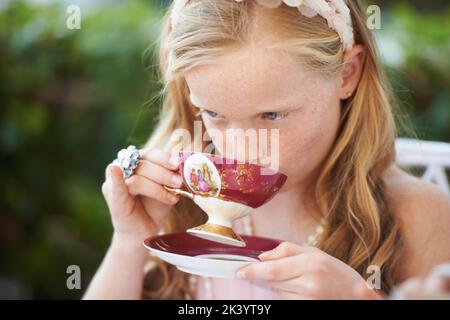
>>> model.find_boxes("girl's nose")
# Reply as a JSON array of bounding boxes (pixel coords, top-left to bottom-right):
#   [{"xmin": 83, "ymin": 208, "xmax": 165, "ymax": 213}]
[{"xmin": 219, "ymin": 122, "xmax": 262, "ymax": 164}]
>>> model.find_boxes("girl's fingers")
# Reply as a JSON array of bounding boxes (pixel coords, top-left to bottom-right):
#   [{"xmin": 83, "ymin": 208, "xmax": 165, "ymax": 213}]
[
  {"xmin": 274, "ymin": 289, "xmax": 314, "ymax": 300},
  {"xmin": 126, "ymin": 174, "xmax": 180, "ymax": 206},
  {"xmin": 107, "ymin": 164, "xmax": 134, "ymax": 216},
  {"xmin": 109, "ymin": 165, "xmax": 129, "ymax": 199},
  {"xmin": 135, "ymin": 159, "xmax": 183, "ymax": 188},
  {"xmin": 101, "ymin": 181, "xmax": 109, "ymax": 199},
  {"xmin": 352, "ymin": 283, "xmax": 385, "ymax": 300},
  {"xmin": 265, "ymin": 278, "xmax": 299, "ymax": 292},
  {"xmin": 139, "ymin": 149, "xmax": 180, "ymax": 171},
  {"xmin": 248, "ymin": 278, "xmax": 301, "ymax": 293},
  {"xmin": 258, "ymin": 242, "xmax": 317, "ymax": 261},
  {"xmin": 255, "ymin": 277, "xmax": 321, "ymax": 299},
  {"xmin": 237, "ymin": 255, "xmax": 308, "ymax": 281}
]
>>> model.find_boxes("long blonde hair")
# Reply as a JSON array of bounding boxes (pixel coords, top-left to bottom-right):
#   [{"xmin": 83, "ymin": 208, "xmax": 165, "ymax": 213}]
[{"xmin": 142, "ymin": 0, "xmax": 402, "ymax": 299}]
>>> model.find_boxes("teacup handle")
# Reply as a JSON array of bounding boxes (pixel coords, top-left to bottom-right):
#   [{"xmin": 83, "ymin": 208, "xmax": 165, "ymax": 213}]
[{"xmin": 163, "ymin": 186, "xmax": 195, "ymax": 200}]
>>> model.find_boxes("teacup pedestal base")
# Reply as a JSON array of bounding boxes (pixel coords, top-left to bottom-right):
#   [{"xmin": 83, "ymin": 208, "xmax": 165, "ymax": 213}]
[{"xmin": 187, "ymin": 223, "xmax": 246, "ymax": 247}]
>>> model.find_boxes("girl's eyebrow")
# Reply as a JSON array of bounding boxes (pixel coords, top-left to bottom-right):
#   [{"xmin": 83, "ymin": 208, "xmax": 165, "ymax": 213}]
[
  {"xmin": 189, "ymin": 95, "xmax": 224, "ymax": 116},
  {"xmin": 257, "ymin": 104, "xmax": 303, "ymax": 113},
  {"xmin": 276, "ymin": 105, "xmax": 304, "ymax": 112},
  {"xmin": 189, "ymin": 94, "xmax": 204, "ymax": 109},
  {"xmin": 189, "ymin": 93, "xmax": 302, "ymax": 114}
]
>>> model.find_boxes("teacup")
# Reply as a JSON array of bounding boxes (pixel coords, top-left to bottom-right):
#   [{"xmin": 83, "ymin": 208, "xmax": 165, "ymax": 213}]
[{"xmin": 165, "ymin": 151, "xmax": 287, "ymax": 247}]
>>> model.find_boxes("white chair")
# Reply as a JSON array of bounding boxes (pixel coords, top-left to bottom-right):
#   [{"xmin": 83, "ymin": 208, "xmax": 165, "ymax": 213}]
[{"xmin": 395, "ymin": 138, "xmax": 450, "ymax": 194}]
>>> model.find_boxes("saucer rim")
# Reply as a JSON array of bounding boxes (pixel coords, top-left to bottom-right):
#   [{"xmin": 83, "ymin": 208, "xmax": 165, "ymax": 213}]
[
  {"xmin": 145, "ymin": 246, "xmax": 256, "ymax": 279},
  {"xmin": 146, "ymin": 245, "xmax": 257, "ymax": 263},
  {"xmin": 143, "ymin": 233, "xmax": 281, "ymax": 278}
]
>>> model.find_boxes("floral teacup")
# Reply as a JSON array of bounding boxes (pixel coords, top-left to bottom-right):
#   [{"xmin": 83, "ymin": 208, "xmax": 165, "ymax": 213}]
[{"xmin": 165, "ymin": 151, "xmax": 287, "ymax": 247}]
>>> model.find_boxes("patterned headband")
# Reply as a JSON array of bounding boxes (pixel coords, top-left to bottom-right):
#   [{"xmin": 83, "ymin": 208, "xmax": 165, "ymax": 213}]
[{"xmin": 170, "ymin": 0, "xmax": 355, "ymax": 52}]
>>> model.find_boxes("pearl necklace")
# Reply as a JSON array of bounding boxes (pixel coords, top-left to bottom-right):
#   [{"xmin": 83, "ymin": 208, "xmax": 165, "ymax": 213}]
[{"xmin": 188, "ymin": 215, "xmax": 326, "ymax": 300}]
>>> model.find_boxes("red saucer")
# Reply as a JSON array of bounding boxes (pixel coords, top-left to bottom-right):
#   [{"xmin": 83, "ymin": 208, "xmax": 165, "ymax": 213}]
[
  {"xmin": 145, "ymin": 232, "xmax": 281, "ymax": 259},
  {"xmin": 143, "ymin": 232, "xmax": 282, "ymax": 278}
]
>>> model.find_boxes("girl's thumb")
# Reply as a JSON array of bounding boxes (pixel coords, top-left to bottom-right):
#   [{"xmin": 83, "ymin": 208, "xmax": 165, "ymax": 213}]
[{"xmin": 109, "ymin": 165, "xmax": 131, "ymax": 206}]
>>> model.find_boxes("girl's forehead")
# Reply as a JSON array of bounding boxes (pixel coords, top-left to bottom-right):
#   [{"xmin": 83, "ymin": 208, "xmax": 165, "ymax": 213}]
[{"xmin": 184, "ymin": 46, "xmax": 330, "ymax": 115}]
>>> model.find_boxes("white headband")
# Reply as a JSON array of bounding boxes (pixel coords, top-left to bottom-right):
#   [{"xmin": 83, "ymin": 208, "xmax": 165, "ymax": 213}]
[{"xmin": 171, "ymin": 0, "xmax": 355, "ymax": 52}]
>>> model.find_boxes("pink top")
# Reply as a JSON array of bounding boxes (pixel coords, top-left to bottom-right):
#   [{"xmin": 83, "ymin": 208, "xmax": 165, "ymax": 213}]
[{"xmin": 193, "ymin": 218, "xmax": 279, "ymax": 300}]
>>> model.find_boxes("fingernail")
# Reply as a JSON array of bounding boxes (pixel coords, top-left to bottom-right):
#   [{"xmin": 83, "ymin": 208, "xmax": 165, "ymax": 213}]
[
  {"xmin": 169, "ymin": 155, "xmax": 179, "ymax": 168},
  {"xmin": 258, "ymin": 250, "xmax": 273, "ymax": 259},
  {"xmin": 171, "ymin": 175, "xmax": 183, "ymax": 186},
  {"xmin": 236, "ymin": 270, "xmax": 246, "ymax": 279}
]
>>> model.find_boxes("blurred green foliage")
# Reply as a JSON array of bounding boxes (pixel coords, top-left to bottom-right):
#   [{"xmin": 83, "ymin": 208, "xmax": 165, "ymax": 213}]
[
  {"xmin": 378, "ymin": 3, "xmax": 450, "ymax": 139},
  {"xmin": 0, "ymin": 0, "xmax": 448, "ymax": 299},
  {"xmin": 0, "ymin": 0, "xmax": 164, "ymax": 299}
]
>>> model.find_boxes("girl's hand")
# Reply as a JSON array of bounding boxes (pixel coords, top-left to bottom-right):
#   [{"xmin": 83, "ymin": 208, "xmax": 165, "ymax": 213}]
[
  {"xmin": 102, "ymin": 149, "xmax": 183, "ymax": 247},
  {"xmin": 236, "ymin": 242, "xmax": 367, "ymax": 299}
]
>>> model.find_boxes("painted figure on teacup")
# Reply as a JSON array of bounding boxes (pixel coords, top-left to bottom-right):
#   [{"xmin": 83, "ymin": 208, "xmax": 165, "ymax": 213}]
[{"xmin": 184, "ymin": 154, "xmax": 220, "ymax": 197}]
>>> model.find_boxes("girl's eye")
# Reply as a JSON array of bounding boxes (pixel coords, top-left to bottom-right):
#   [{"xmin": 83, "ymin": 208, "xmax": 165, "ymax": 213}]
[
  {"xmin": 202, "ymin": 109, "xmax": 224, "ymax": 119},
  {"xmin": 261, "ymin": 112, "xmax": 289, "ymax": 121}
]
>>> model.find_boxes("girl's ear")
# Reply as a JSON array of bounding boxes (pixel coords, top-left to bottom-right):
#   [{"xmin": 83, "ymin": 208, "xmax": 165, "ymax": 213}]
[{"xmin": 340, "ymin": 44, "xmax": 366, "ymax": 100}]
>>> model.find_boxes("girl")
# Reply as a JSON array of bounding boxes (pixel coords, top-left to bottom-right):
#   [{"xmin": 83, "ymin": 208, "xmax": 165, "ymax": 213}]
[{"xmin": 84, "ymin": 0, "xmax": 450, "ymax": 299}]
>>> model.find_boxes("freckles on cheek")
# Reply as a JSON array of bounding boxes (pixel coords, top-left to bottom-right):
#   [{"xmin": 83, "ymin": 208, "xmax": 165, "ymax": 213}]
[
  {"xmin": 279, "ymin": 103, "xmax": 339, "ymax": 170},
  {"xmin": 279, "ymin": 127, "xmax": 320, "ymax": 166}
]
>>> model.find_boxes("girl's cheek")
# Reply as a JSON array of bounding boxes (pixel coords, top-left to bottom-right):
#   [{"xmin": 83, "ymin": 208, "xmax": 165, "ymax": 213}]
[{"xmin": 276, "ymin": 121, "xmax": 330, "ymax": 176}]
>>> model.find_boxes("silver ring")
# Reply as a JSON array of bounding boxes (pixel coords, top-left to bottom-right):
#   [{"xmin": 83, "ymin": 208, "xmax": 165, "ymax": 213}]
[{"xmin": 113, "ymin": 145, "xmax": 140, "ymax": 179}]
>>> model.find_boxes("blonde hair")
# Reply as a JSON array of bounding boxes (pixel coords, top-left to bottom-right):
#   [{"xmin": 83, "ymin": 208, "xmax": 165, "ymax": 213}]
[{"xmin": 142, "ymin": 0, "xmax": 402, "ymax": 299}]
